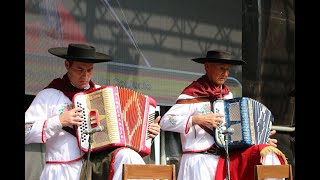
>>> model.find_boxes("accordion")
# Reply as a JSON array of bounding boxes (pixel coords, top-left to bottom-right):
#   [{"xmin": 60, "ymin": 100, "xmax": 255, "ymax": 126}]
[
  {"xmin": 72, "ymin": 86, "xmax": 157, "ymax": 157},
  {"xmin": 213, "ymin": 97, "xmax": 274, "ymax": 149}
]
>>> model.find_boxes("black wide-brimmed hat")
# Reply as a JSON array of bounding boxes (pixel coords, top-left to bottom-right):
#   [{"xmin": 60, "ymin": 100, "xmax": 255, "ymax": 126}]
[
  {"xmin": 48, "ymin": 43, "xmax": 112, "ymax": 63},
  {"xmin": 191, "ymin": 50, "xmax": 246, "ymax": 65}
]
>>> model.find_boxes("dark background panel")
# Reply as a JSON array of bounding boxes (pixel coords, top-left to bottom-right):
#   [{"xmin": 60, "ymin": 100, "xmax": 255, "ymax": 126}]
[{"xmin": 242, "ymin": 0, "xmax": 295, "ymax": 178}]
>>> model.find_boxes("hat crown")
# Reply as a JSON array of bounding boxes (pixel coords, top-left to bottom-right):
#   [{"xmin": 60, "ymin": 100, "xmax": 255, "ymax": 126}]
[
  {"xmin": 206, "ymin": 50, "xmax": 232, "ymax": 59},
  {"xmin": 67, "ymin": 44, "xmax": 96, "ymax": 59}
]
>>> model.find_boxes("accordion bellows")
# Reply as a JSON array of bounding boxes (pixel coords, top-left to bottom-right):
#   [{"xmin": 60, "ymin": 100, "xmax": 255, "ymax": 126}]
[
  {"xmin": 72, "ymin": 86, "xmax": 157, "ymax": 156},
  {"xmin": 213, "ymin": 97, "xmax": 274, "ymax": 149}
]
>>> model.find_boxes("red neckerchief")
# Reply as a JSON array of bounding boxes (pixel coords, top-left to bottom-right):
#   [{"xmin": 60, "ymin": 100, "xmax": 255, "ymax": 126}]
[
  {"xmin": 181, "ymin": 74, "xmax": 230, "ymax": 100},
  {"xmin": 44, "ymin": 73, "xmax": 96, "ymax": 101}
]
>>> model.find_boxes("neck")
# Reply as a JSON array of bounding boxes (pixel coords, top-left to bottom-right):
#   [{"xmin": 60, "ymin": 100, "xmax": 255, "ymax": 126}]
[{"xmin": 70, "ymin": 82, "xmax": 90, "ymax": 91}]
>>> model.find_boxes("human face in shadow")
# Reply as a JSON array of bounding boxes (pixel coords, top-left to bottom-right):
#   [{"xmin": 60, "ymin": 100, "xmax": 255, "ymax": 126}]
[
  {"xmin": 65, "ymin": 60, "xmax": 94, "ymax": 89},
  {"xmin": 204, "ymin": 62, "xmax": 231, "ymax": 87}
]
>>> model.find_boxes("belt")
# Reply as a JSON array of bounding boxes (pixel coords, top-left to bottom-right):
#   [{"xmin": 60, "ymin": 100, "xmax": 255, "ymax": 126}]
[
  {"xmin": 200, "ymin": 146, "xmax": 221, "ymax": 155},
  {"xmin": 183, "ymin": 146, "xmax": 222, "ymax": 155}
]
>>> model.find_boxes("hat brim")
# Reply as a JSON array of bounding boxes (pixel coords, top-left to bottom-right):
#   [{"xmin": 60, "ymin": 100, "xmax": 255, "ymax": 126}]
[
  {"xmin": 48, "ymin": 47, "xmax": 112, "ymax": 63},
  {"xmin": 192, "ymin": 57, "xmax": 246, "ymax": 65}
]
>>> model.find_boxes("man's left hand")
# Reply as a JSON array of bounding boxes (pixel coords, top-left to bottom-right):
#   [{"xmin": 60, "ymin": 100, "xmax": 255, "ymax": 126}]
[
  {"xmin": 267, "ymin": 130, "xmax": 278, "ymax": 147},
  {"xmin": 148, "ymin": 116, "xmax": 161, "ymax": 138}
]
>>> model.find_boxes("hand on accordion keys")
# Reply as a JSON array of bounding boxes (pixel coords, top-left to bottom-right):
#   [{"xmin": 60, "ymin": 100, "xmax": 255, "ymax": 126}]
[{"xmin": 192, "ymin": 112, "xmax": 224, "ymax": 128}]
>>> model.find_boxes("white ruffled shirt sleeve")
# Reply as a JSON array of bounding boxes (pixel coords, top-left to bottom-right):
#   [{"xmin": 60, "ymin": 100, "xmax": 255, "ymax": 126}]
[{"xmin": 25, "ymin": 89, "xmax": 67, "ymax": 144}]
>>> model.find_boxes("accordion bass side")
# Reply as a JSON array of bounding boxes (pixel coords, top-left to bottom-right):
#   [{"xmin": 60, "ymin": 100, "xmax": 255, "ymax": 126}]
[
  {"xmin": 213, "ymin": 97, "xmax": 274, "ymax": 149},
  {"xmin": 72, "ymin": 86, "xmax": 157, "ymax": 156}
]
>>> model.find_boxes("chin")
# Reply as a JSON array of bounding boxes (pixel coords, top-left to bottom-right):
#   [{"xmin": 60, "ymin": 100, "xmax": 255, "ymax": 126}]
[
  {"xmin": 82, "ymin": 85, "xmax": 89, "ymax": 89},
  {"xmin": 215, "ymin": 81, "xmax": 224, "ymax": 86},
  {"xmin": 219, "ymin": 80, "xmax": 226, "ymax": 85}
]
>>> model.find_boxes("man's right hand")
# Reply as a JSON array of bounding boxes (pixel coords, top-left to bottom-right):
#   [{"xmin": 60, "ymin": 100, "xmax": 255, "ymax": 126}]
[
  {"xmin": 59, "ymin": 107, "xmax": 84, "ymax": 127},
  {"xmin": 192, "ymin": 112, "xmax": 224, "ymax": 128}
]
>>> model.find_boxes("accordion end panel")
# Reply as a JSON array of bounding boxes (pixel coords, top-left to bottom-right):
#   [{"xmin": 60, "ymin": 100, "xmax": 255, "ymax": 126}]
[
  {"xmin": 138, "ymin": 96, "xmax": 157, "ymax": 157},
  {"xmin": 212, "ymin": 99, "xmax": 227, "ymax": 149}
]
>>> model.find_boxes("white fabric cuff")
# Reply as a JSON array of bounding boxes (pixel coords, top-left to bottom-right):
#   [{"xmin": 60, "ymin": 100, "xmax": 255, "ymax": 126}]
[
  {"xmin": 44, "ymin": 115, "xmax": 63, "ymax": 140},
  {"xmin": 46, "ymin": 115, "xmax": 63, "ymax": 130}
]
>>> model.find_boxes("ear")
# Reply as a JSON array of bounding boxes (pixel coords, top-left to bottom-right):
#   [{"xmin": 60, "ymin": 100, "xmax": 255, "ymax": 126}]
[
  {"xmin": 64, "ymin": 60, "xmax": 70, "ymax": 69},
  {"xmin": 204, "ymin": 63, "xmax": 209, "ymax": 72}
]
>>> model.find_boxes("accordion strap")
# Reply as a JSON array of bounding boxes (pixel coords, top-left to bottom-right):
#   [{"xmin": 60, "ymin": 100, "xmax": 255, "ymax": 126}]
[
  {"xmin": 176, "ymin": 97, "xmax": 215, "ymax": 137},
  {"xmin": 62, "ymin": 126, "xmax": 77, "ymax": 137},
  {"xmin": 199, "ymin": 125, "xmax": 214, "ymax": 137}
]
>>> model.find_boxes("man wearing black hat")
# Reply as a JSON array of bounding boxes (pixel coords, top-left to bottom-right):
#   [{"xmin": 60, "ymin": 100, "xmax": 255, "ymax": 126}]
[
  {"xmin": 159, "ymin": 50, "xmax": 286, "ymax": 180},
  {"xmin": 25, "ymin": 44, "xmax": 161, "ymax": 180}
]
